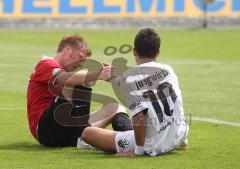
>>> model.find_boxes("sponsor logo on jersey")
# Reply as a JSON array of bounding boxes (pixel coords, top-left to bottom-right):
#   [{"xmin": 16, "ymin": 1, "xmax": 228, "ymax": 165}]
[
  {"xmin": 118, "ymin": 139, "xmax": 129, "ymax": 148},
  {"xmin": 129, "ymin": 101, "xmax": 141, "ymax": 111}
]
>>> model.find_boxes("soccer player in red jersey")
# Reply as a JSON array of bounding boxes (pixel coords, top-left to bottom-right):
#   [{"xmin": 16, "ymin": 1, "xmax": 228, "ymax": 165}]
[{"xmin": 27, "ymin": 35, "xmax": 132, "ymax": 147}]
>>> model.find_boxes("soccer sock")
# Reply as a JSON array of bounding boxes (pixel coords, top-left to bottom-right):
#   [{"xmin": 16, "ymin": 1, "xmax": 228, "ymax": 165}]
[
  {"xmin": 112, "ymin": 112, "xmax": 133, "ymax": 131},
  {"xmin": 71, "ymin": 85, "xmax": 92, "ymax": 125}
]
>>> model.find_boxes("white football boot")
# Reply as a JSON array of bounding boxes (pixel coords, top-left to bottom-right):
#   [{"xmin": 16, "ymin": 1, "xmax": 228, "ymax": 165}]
[{"xmin": 77, "ymin": 137, "xmax": 95, "ymax": 149}]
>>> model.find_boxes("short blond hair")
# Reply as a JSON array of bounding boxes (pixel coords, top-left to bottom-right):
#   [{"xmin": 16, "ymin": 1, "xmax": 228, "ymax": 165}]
[{"xmin": 57, "ymin": 35, "xmax": 91, "ymax": 57}]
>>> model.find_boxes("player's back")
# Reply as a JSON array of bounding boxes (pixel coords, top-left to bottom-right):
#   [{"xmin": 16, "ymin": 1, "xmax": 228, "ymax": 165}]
[
  {"xmin": 27, "ymin": 56, "xmax": 62, "ymax": 139},
  {"xmin": 113, "ymin": 61, "xmax": 188, "ymax": 156}
]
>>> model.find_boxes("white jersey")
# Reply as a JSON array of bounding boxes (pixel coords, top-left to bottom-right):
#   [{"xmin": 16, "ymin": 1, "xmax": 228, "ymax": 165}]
[{"xmin": 112, "ymin": 61, "xmax": 188, "ymax": 156}]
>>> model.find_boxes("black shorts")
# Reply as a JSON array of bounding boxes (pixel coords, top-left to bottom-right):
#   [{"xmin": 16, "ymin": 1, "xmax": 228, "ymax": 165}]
[{"xmin": 37, "ymin": 85, "xmax": 92, "ymax": 147}]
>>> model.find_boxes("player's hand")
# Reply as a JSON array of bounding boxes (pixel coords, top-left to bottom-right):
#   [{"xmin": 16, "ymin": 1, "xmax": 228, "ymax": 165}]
[
  {"xmin": 99, "ymin": 64, "xmax": 112, "ymax": 81},
  {"xmin": 111, "ymin": 69, "xmax": 119, "ymax": 79},
  {"xmin": 114, "ymin": 151, "xmax": 136, "ymax": 157},
  {"xmin": 103, "ymin": 63, "xmax": 119, "ymax": 79},
  {"xmin": 101, "ymin": 63, "xmax": 118, "ymax": 81},
  {"xmin": 102, "ymin": 63, "xmax": 111, "ymax": 67}
]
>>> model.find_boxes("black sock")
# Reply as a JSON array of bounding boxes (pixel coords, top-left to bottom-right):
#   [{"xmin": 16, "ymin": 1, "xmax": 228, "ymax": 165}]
[
  {"xmin": 71, "ymin": 85, "xmax": 92, "ymax": 122},
  {"xmin": 112, "ymin": 112, "xmax": 133, "ymax": 131}
]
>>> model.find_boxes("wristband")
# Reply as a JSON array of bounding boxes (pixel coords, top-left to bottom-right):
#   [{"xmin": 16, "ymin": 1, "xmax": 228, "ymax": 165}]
[{"xmin": 135, "ymin": 145, "xmax": 144, "ymax": 155}]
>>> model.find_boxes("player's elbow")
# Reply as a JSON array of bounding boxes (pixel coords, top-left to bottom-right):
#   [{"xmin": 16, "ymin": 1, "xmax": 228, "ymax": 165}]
[
  {"xmin": 64, "ymin": 78, "xmax": 75, "ymax": 87},
  {"xmin": 132, "ymin": 111, "xmax": 147, "ymax": 127}
]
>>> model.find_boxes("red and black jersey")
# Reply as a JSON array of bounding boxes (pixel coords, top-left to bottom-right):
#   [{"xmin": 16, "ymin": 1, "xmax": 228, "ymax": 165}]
[{"xmin": 27, "ymin": 56, "xmax": 62, "ymax": 140}]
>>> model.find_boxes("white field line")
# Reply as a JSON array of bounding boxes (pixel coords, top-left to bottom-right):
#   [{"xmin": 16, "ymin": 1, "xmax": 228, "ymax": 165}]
[
  {"xmin": 0, "ymin": 107, "xmax": 25, "ymax": 110},
  {"xmin": 0, "ymin": 107, "xmax": 239, "ymax": 127},
  {"xmin": 0, "ymin": 61, "xmax": 240, "ymax": 68},
  {"xmin": 169, "ymin": 61, "xmax": 240, "ymax": 65},
  {"xmin": 0, "ymin": 64, "xmax": 32, "ymax": 68},
  {"xmin": 192, "ymin": 117, "xmax": 240, "ymax": 127}
]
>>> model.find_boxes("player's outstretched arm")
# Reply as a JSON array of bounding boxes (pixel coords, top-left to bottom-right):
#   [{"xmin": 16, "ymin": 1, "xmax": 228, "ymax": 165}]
[{"xmin": 54, "ymin": 65, "xmax": 112, "ymax": 87}]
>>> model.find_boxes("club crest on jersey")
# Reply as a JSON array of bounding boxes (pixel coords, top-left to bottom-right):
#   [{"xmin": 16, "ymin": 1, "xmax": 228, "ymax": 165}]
[
  {"xmin": 52, "ymin": 68, "xmax": 61, "ymax": 76},
  {"xmin": 118, "ymin": 139, "xmax": 129, "ymax": 148}
]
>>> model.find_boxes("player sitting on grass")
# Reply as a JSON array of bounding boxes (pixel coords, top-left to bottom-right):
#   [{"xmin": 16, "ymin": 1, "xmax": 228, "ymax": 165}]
[
  {"xmin": 27, "ymin": 35, "xmax": 132, "ymax": 147},
  {"xmin": 81, "ymin": 28, "xmax": 189, "ymax": 156}
]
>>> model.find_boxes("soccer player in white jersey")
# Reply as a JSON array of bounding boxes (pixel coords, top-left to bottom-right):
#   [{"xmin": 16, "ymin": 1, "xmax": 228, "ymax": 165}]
[{"xmin": 81, "ymin": 28, "xmax": 189, "ymax": 156}]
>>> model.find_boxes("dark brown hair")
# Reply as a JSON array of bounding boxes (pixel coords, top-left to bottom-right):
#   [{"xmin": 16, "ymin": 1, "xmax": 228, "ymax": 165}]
[
  {"xmin": 57, "ymin": 35, "xmax": 91, "ymax": 56},
  {"xmin": 134, "ymin": 28, "xmax": 161, "ymax": 58}
]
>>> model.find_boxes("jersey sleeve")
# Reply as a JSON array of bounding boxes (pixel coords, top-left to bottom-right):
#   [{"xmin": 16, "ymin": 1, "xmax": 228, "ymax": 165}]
[
  {"xmin": 110, "ymin": 76, "xmax": 122, "ymax": 86},
  {"xmin": 32, "ymin": 60, "xmax": 62, "ymax": 83},
  {"xmin": 119, "ymin": 74, "xmax": 149, "ymax": 117}
]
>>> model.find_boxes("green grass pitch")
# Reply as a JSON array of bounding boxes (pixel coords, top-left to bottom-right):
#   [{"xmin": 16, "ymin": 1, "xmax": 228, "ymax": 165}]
[{"xmin": 0, "ymin": 29, "xmax": 239, "ymax": 169}]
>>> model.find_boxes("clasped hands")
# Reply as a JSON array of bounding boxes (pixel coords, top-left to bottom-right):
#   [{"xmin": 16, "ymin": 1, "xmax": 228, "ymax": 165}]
[{"xmin": 99, "ymin": 63, "xmax": 118, "ymax": 81}]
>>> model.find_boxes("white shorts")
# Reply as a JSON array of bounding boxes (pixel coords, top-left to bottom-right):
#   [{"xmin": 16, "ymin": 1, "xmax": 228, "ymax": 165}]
[{"xmin": 115, "ymin": 130, "xmax": 136, "ymax": 153}]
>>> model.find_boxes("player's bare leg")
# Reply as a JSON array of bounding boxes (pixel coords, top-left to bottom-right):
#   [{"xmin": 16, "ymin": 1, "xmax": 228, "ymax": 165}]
[
  {"xmin": 89, "ymin": 103, "xmax": 126, "ymax": 128},
  {"xmin": 81, "ymin": 127, "xmax": 117, "ymax": 153},
  {"xmin": 77, "ymin": 103, "xmax": 133, "ymax": 149},
  {"xmin": 62, "ymin": 86, "xmax": 131, "ymax": 129},
  {"xmin": 61, "ymin": 87, "xmax": 132, "ymax": 150}
]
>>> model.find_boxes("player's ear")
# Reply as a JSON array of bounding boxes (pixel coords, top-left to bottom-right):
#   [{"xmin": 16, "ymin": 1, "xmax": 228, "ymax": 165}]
[
  {"xmin": 62, "ymin": 45, "xmax": 72, "ymax": 56},
  {"xmin": 156, "ymin": 50, "xmax": 160, "ymax": 57},
  {"xmin": 133, "ymin": 48, "xmax": 137, "ymax": 56}
]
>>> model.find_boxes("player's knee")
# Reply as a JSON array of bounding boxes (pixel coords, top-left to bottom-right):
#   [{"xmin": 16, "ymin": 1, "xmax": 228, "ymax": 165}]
[
  {"xmin": 112, "ymin": 113, "xmax": 133, "ymax": 131},
  {"xmin": 116, "ymin": 104, "xmax": 126, "ymax": 113},
  {"xmin": 106, "ymin": 103, "xmax": 126, "ymax": 114},
  {"xmin": 81, "ymin": 127, "xmax": 92, "ymax": 142}
]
